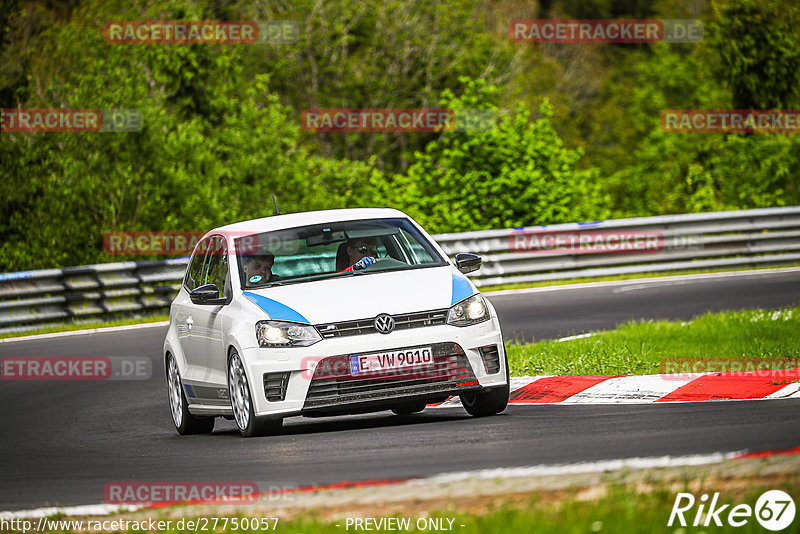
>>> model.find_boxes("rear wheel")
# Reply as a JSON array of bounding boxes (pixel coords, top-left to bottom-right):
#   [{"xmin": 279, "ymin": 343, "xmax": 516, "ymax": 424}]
[
  {"xmin": 228, "ymin": 351, "xmax": 282, "ymax": 437},
  {"xmin": 166, "ymin": 355, "xmax": 215, "ymax": 434}
]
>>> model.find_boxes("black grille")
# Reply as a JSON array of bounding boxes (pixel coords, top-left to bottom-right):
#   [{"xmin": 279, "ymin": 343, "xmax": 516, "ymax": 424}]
[
  {"xmin": 263, "ymin": 372, "xmax": 290, "ymax": 402},
  {"xmin": 478, "ymin": 344, "xmax": 502, "ymax": 375},
  {"xmin": 303, "ymin": 342, "xmax": 478, "ymax": 410},
  {"xmin": 315, "ymin": 309, "xmax": 448, "ymax": 339}
]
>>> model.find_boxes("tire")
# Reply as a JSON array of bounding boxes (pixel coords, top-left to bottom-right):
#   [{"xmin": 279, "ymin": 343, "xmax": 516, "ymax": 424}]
[
  {"xmin": 228, "ymin": 351, "xmax": 283, "ymax": 437},
  {"xmin": 391, "ymin": 401, "xmax": 427, "ymax": 416},
  {"xmin": 166, "ymin": 354, "xmax": 215, "ymax": 435},
  {"xmin": 459, "ymin": 354, "xmax": 510, "ymax": 417}
]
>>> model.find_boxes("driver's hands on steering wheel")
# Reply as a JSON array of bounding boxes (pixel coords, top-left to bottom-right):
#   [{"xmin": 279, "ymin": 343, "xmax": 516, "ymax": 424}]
[{"xmin": 353, "ymin": 256, "xmax": 377, "ymax": 270}]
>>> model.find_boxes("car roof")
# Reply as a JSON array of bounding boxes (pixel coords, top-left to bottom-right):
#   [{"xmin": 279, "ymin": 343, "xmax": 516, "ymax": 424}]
[{"xmin": 209, "ymin": 208, "xmax": 410, "ymax": 235}]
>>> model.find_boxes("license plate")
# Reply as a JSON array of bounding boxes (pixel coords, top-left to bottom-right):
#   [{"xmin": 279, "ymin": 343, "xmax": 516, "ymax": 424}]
[{"xmin": 350, "ymin": 346, "xmax": 433, "ymax": 375}]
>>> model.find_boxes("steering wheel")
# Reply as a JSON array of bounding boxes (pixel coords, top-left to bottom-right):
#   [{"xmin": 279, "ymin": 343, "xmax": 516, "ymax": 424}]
[{"xmin": 359, "ymin": 257, "xmax": 406, "ymax": 272}]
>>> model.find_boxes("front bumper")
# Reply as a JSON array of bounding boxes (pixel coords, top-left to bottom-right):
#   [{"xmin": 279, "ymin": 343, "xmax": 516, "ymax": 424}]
[{"xmin": 240, "ymin": 316, "xmax": 507, "ymax": 417}]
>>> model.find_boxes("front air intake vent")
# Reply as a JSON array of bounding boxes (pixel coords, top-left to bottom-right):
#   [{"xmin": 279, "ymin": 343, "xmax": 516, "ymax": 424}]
[
  {"xmin": 478, "ymin": 344, "xmax": 501, "ymax": 375},
  {"xmin": 263, "ymin": 372, "xmax": 290, "ymax": 402}
]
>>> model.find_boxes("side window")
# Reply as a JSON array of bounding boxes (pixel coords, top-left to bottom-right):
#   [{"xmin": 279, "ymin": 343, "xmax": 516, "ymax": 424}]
[
  {"xmin": 185, "ymin": 237, "xmax": 213, "ymax": 291},
  {"xmin": 203, "ymin": 236, "xmax": 229, "ymax": 297}
]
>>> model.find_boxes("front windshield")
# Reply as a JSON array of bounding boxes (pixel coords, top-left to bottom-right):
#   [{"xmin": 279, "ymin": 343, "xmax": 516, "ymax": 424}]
[{"xmin": 235, "ymin": 217, "xmax": 447, "ymax": 288}]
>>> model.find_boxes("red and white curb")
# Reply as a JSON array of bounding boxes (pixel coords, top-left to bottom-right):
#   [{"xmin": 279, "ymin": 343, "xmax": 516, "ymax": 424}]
[{"xmin": 433, "ymin": 369, "xmax": 800, "ymax": 407}]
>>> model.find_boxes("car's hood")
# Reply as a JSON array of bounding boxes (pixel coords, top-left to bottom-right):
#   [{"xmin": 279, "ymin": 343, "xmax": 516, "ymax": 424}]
[{"xmin": 241, "ymin": 266, "xmax": 476, "ymax": 324}]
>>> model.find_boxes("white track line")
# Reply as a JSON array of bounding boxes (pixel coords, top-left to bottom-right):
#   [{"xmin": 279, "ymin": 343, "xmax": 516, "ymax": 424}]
[
  {"xmin": 484, "ymin": 267, "xmax": 800, "ymax": 298},
  {"xmin": 0, "ymin": 321, "xmax": 170, "ymax": 344},
  {"xmin": 413, "ymin": 452, "xmax": 743, "ymax": 484},
  {"xmin": 556, "ymin": 332, "xmax": 594, "ymax": 342},
  {"xmin": 0, "ymin": 504, "xmax": 142, "ymax": 520}
]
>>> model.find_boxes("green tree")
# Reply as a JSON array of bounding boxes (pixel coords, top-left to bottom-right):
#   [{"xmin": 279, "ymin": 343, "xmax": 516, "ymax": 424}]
[
  {"xmin": 710, "ymin": 0, "xmax": 800, "ymax": 109},
  {"xmin": 242, "ymin": 0, "xmax": 520, "ymax": 173},
  {"xmin": 607, "ymin": 41, "xmax": 800, "ymax": 217},
  {"xmin": 387, "ymin": 78, "xmax": 606, "ymax": 233},
  {"xmin": 0, "ymin": 0, "xmax": 381, "ymax": 271}
]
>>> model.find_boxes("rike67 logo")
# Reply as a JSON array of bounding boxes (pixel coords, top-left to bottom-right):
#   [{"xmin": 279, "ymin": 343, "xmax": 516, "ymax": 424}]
[{"xmin": 669, "ymin": 490, "xmax": 796, "ymax": 531}]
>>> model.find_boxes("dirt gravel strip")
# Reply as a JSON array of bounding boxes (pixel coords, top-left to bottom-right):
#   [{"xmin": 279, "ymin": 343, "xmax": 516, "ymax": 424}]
[{"xmin": 2, "ymin": 449, "xmax": 798, "ymax": 523}]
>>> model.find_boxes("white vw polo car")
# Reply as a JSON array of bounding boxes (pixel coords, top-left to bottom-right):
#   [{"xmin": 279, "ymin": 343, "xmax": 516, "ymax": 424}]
[{"xmin": 163, "ymin": 208, "xmax": 509, "ymax": 437}]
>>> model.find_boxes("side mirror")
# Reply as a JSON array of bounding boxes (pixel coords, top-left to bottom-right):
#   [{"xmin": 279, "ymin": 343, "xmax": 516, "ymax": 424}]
[
  {"xmin": 190, "ymin": 284, "xmax": 227, "ymax": 305},
  {"xmin": 455, "ymin": 253, "xmax": 481, "ymax": 274}
]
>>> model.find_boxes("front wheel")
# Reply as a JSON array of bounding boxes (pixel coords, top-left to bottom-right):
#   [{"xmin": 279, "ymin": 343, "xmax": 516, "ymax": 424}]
[
  {"xmin": 391, "ymin": 401, "xmax": 427, "ymax": 416},
  {"xmin": 459, "ymin": 354, "xmax": 510, "ymax": 417},
  {"xmin": 459, "ymin": 384, "xmax": 509, "ymax": 417},
  {"xmin": 228, "ymin": 351, "xmax": 282, "ymax": 437},
  {"xmin": 166, "ymin": 355, "xmax": 215, "ymax": 435}
]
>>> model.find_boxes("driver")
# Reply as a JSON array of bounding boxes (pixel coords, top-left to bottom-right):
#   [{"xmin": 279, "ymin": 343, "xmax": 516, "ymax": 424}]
[
  {"xmin": 243, "ymin": 251, "xmax": 278, "ymax": 284},
  {"xmin": 340, "ymin": 237, "xmax": 379, "ymax": 272}
]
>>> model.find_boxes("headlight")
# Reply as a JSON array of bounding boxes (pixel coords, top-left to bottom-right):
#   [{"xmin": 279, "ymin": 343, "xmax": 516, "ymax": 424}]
[
  {"xmin": 256, "ymin": 321, "xmax": 321, "ymax": 347},
  {"xmin": 446, "ymin": 294, "xmax": 490, "ymax": 327}
]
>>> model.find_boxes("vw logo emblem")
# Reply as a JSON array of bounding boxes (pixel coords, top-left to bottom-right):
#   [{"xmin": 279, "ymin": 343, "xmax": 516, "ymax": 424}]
[{"xmin": 374, "ymin": 314, "xmax": 395, "ymax": 334}]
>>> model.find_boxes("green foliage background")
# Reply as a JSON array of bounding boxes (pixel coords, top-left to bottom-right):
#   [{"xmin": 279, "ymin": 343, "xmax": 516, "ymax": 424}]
[{"xmin": 1, "ymin": 0, "xmax": 799, "ymax": 271}]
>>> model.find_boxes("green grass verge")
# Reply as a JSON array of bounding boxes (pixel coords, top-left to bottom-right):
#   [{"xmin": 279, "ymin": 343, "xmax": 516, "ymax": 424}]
[
  {"xmin": 25, "ymin": 481, "xmax": 799, "ymax": 534},
  {"xmin": 0, "ymin": 314, "xmax": 169, "ymax": 340},
  {"xmin": 271, "ymin": 485, "xmax": 797, "ymax": 533},
  {"xmin": 506, "ymin": 305, "xmax": 800, "ymax": 376},
  {"xmin": 481, "ymin": 263, "xmax": 800, "ymax": 292}
]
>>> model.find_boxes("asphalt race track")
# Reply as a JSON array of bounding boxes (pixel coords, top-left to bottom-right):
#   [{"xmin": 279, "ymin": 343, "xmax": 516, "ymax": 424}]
[{"xmin": 1, "ymin": 269, "xmax": 799, "ymax": 511}]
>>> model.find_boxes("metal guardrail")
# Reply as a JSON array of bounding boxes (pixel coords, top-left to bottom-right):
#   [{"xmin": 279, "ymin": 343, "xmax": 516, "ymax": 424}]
[
  {"xmin": 0, "ymin": 259, "xmax": 189, "ymax": 333},
  {"xmin": 1, "ymin": 207, "xmax": 799, "ymax": 333},
  {"xmin": 435, "ymin": 206, "xmax": 800, "ymax": 286}
]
